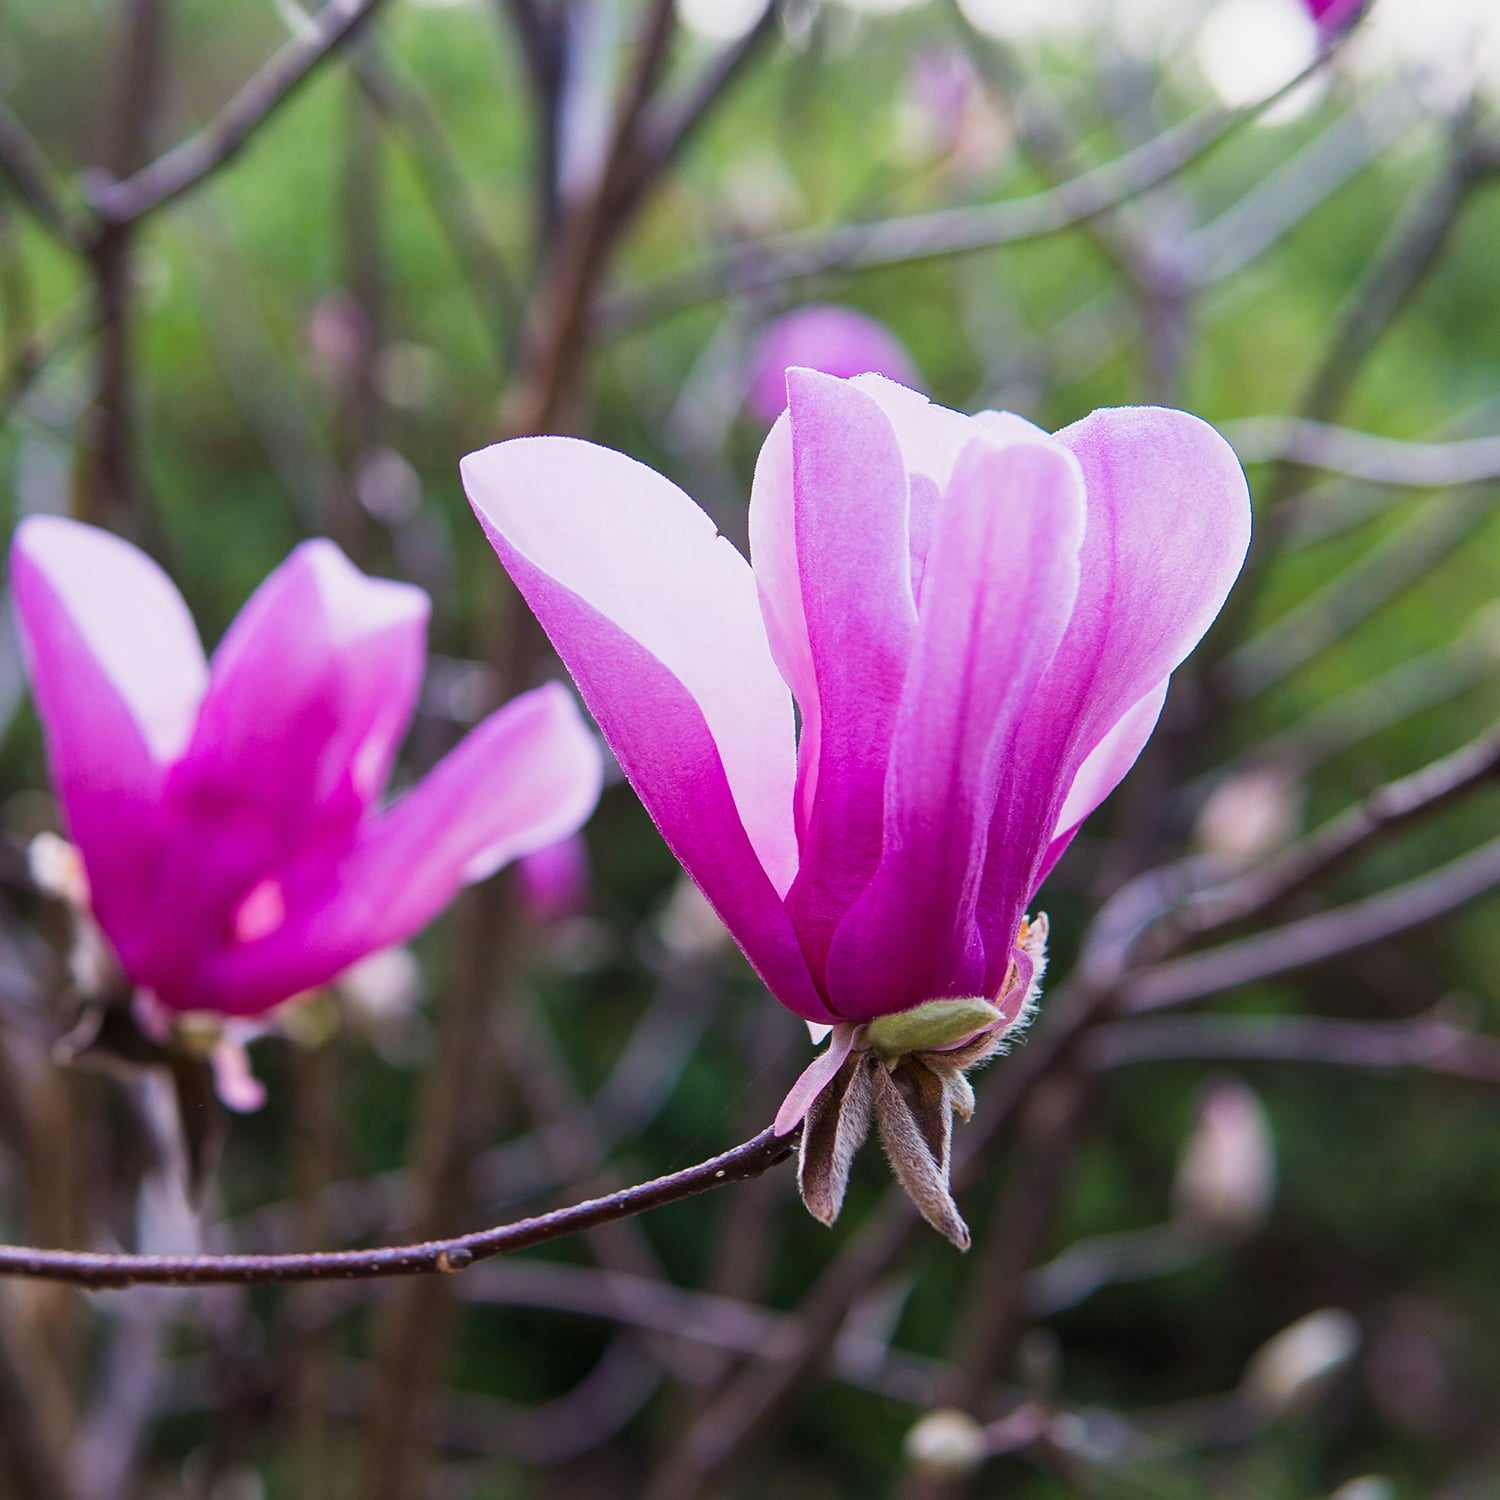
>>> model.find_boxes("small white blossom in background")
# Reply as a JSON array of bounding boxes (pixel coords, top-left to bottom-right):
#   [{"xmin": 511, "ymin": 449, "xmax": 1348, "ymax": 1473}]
[
  {"xmin": 1327, "ymin": 1478, "xmax": 1397, "ymax": 1500},
  {"xmin": 1173, "ymin": 1077, "xmax": 1278, "ymax": 1239},
  {"xmin": 1194, "ymin": 761, "xmax": 1304, "ymax": 864},
  {"xmin": 903, "ymin": 1408, "xmax": 988, "ymax": 1478},
  {"xmin": 1241, "ymin": 1308, "xmax": 1362, "ymax": 1419}
]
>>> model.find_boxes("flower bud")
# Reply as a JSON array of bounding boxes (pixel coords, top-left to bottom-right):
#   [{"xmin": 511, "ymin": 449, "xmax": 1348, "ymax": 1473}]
[
  {"xmin": 904, "ymin": 1408, "xmax": 987, "ymax": 1478},
  {"xmin": 1172, "ymin": 1077, "xmax": 1276, "ymax": 1239},
  {"xmin": 1193, "ymin": 761, "xmax": 1302, "ymax": 864},
  {"xmin": 1327, "ymin": 1479, "xmax": 1395, "ymax": 1500},
  {"xmin": 654, "ymin": 876, "xmax": 732, "ymax": 961},
  {"xmin": 1241, "ymin": 1308, "xmax": 1360, "ymax": 1419}
]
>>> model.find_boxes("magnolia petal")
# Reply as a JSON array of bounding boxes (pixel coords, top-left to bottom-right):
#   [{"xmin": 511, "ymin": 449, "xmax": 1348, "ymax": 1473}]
[
  {"xmin": 746, "ymin": 307, "xmax": 918, "ymax": 424},
  {"xmin": 782, "ymin": 370, "xmax": 919, "ymax": 980},
  {"xmin": 137, "ymin": 542, "xmax": 428, "ymax": 1005},
  {"xmin": 1048, "ymin": 406, "xmax": 1248, "ymax": 759},
  {"xmin": 824, "ymin": 437, "xmax": 1084, "ymax": 1019},
  {"xmin": 748, "ymin": 412, "xmax": 820, "ymax": 840},
  {"xmin": 465, "ymin": 436, "xmax": 798, "ymax": 897},
  {"xmin": 774, "ymin": 1020, "xmax": 860, "ymax": 1135},
  {"xmin": 177, "ymin": 538, "xmax": 428, "ymax": 833},
  {"xmin": 977, "ymin": 407, "xmax": 1249, "ymax": 990},
  {"xmin": 197, "ymin": 683, "xmax": 601, "ymax": 1015},
  {"xmin": 1039, "ymin": 676, "xmax": 1170, "ymax": 881},
  {"xmin": 466, "ymin": 438, "xmax": 829, "ymax": 1021},
  {"xmin": 847, "ymin": 374, "xmax": 993, "ymax": 493},
  {"xmin": 10, "ymin": 518, "xmax": 207, "ymax": 963}
]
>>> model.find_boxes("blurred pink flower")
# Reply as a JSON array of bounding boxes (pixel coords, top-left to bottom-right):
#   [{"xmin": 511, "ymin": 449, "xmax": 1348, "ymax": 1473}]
[
  {"xmin": 1303, "ymin": 0, "xmax": 1365, "ymax": 34},
  {"xmin": 11, "ymin": 517, "xmax": 602, "ymax": 1017},
  {"xmin": 905, "ymin": 47, "xmax": 981, "ymax": 156},
  {"xmin": 464, "ymin": 371, "xmax": 1248, "ymax": 1041},
  {"xmin": 746, "ymin": 306, "xmax": 918, "ymax": 423},
  {"xmin": 517, "ymin": 831, "xmax": 591, "ymax": 924}
]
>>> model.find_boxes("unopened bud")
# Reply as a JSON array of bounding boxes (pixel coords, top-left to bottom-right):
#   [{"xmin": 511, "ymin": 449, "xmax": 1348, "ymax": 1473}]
[
  {"xmin": 903, "ymin": 1408, "xmax": 987, "ymax": 1478},
  {"xmin": 654, "ymin": 876, "xmax": 731, "ymax": 960},
  {"xmin": 1241, "ymin": 1308, "xmax": 1360, "ymax": 1418},
  {"xmin": 1172, "ymin": 1077, "xmax": 1276, "ymax": 1239},
  {"xmin": 1194, "ymin": 761, "xmax": 1302, "ymax": 863},
  {"xmin": 1327, "ymin": 1479, "xmax": 1395, "ymax": 1500},
  {"xmin": 338, "ymin": 946, "xmax": 422, "ymax": 1022},
  {"xmin": 336, "ymin": 947, "xmax": 426, "ymax": 1064}
]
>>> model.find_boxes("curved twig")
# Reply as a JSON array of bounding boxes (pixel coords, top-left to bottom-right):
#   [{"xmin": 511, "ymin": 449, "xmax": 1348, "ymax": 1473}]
[
  {"xmin": 0, "ymin": 1126, "xmax": 793, "ymax": 1288},
  {"xmin": 87, "ymin": 0, "xmax": 391, "ymax": 226}
]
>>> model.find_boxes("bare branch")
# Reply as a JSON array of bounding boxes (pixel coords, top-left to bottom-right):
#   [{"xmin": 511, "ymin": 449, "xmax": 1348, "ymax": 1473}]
[
  {"xmin": 0, "ymin": 1126, "xmax": 793, "ymax": 1288},
  {"xmin": 1174, "ymin": 725, "xmax": 1500, "ymax": 941},
  {"xmin": 1086, "ymin": 1008, "xmax": 1500, "ymax": 1088},
  {"xmin": 1225, "ymin": 482, "xmax": 1496, "ymax": 698},
  {"xmin": 1226, "ymin": 417, "xmax": 1500, "ymax": 488},
  {"xmin": 1186, "ymin": 97, "xmax": 1416, "ymax": 286},
  {"xmin": 0, "ymin": 100, "xmax": 77, "ymax": 245},
  {"xmin": 87, "ymin": 0, "xmax": 392, "ymax": 226},
  {"xmin": 614, "ymin": 0, "xmax": 779, "ymax": 218},
  {"xmin": 1122, "ymin": 833, "xmax": 1500, "ymax": 1014},
  {"xmin": 604, "ymin": 47, "xmax": 1340, "ymax": 331},
  {"xmin": 1200, "ymin": 117, "xmax": 1500, "ymax": 679}
]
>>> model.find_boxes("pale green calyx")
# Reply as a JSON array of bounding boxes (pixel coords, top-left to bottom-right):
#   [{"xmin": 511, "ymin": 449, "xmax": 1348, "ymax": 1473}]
[
  {"xmin": 794, "ymin": 914, "xmax": 1050, "ymax": 1251},
  {"xmin": 862, "ymin": 996, "xmax": 1003, "ymax": 1065}
]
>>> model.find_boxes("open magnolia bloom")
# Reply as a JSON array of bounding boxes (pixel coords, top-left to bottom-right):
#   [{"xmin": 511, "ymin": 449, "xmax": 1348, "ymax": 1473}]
[
  {"xmin": 464, "ymin": 370, "xmax": 1250, "ymax": 1245},
  {"xmin": 11, "ymin": 518, "xmax": 602, "ymax": 1029}
]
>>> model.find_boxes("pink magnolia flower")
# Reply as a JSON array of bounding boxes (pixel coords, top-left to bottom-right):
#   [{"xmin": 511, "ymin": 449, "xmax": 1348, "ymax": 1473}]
[
  {"xmin": 747, "ymin": 306, "xmax": 918, "ymax": 423},
  {"xmin": 11, "ymin": 517, "xmax": 602, "ymax": 1018},
  {"xmin": 517, "ymin": 832, "xmax": 591, "ymax": 924},
  {"xmin": 463, "ymin": 372, "xmax": 1248, "ymax": 1239},
  {"xmin": 1303, "ymin": 0, "xmax": 1365, "ymax": 34}
]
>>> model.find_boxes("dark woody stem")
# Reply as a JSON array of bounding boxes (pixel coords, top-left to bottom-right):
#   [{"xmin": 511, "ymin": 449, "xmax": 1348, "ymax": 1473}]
[{"xmin": 0, "ymin": 1127, "xmax": 795, "ymax": 1289}]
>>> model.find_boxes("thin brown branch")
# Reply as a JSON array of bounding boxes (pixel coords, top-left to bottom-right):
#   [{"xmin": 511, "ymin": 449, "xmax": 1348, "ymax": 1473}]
[
  {"xmin": 1085, "ymin": 1009, "xmax": 1500, "ymax": 1088},
  {"xmin": 1225, "ymin": 482, "xmax": 1497, "ymax": 699},
  {"xmin": 349, "ymin": 38, "xmax": 519, "ymax": 347},
  {"xmin": 87, "ymin": 0, "xmax": 392, "ymax": 226},
  {"xmin": 1200, "ymin": 117, "xmax": 1500, "ymax": 687},
  {"xmin": 1186, "ymin": 97, "xmax": 1415, "ymax": 286},
  {"xmin": 604, "ymin": 45, "xmax": 1339, "ymax": 331},
  {"xmin": 1174, "ymin": 723, "xmax": 1500, "ymax": 940},
  {"xmin": 615, "ymin": 0, "xmax": 779, "ymax": 216},
  {"xmin": 0, "ymin": 1126, "xmax": 794, "ymax": 1288},
  {"xmin": 1225, "ymin": 417, "xmax": 1500, "ymax": 488},
  {"xmin": 1122, "ymin": 832, "xmax": 1500, "ymax": 1013},
  {"xmin": 0, "ymin": 100, "xmax": 77, "ymax": 245}
]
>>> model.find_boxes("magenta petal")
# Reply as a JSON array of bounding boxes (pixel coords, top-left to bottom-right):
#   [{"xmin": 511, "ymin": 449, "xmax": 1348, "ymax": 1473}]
[
  {"xmin": 517, "ymin": 831, "xmax": 591, "ymax": 924},
  {"xmin": 9, "ymin": 517, "xmax": 207, "ymax": 960},
  {"xmin": 748, "ymin": 412, "xmax": 821, "ymax": 839},
  {"xmin": 138, "ymin": 542, "xmax": 428, "ymax": 1003},
  {"xmin": 463, "ymin": 437, "xmax": 830, "ymax": 1022},
  {"xmin": 1038, "ymin": 675, "xmax": 1170, "ymax": 882},
  {"xmin": 180, "ymin": 539, "xmax": 428, "ymax": 829},
  {"xmin": 824, "ymin": 437, "xmax": 1085, "ymax": 1020},
  {"xmin": 781, "ymin": 370, "xmax": 919, "ymax": 979},
  {"xmin": 848, "ymin": 375, "xmax": 990, "ymax": 492},
  {"xmin": 200, "ymin": 683, "xmax": 602, "ymax": 1014},
  {"xmin": 773, "ymin": 1022, "xmax": 860, "ymax": 1135},
  {"xmin": 1049, "ymin": 406, "xmax": 1249, "ymax": 762},
  {"xmin": 975, "ymin": 407, "xmax": 1250, "ymax": 986}
]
